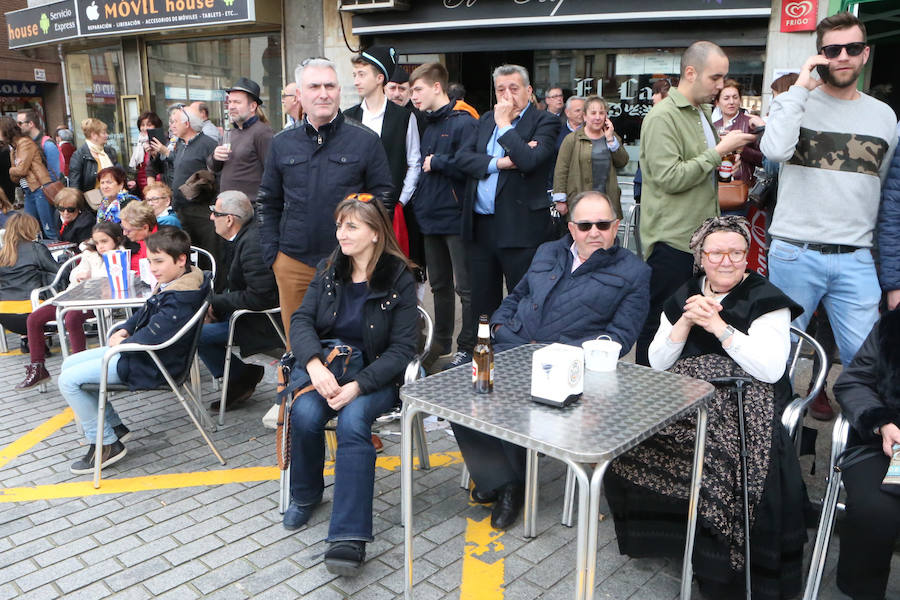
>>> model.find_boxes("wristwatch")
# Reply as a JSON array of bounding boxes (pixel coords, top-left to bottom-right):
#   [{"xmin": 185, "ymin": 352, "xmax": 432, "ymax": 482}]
[{"xmin": 717, "ymin": 325, "xmax": 735, "ymax": 343}]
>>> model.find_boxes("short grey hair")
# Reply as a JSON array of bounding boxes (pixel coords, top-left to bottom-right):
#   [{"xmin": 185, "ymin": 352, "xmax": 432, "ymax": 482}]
[
  {"xmin": 567, "ymin": 191, "xmax": 612, "ymax": 220},
  {"xmin": 565, "ymin": 96, "xmax": 586, "ymax": 110},
  {"xmin": 169, "ymin": 104, "xmax": 203, "ymax": 133},
  {"xmin": 216, "ymin": 190, "xmax": 253, "ymax": 225},
  {"xmin": 492, "ymin": 64, "xmax": 530, "ymax": 88},
  {"xmin": 295, "ymin": 57, "xmax": 338, "ymax": 87}
]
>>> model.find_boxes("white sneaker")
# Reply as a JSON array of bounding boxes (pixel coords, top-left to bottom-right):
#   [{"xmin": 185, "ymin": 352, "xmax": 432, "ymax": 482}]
[{"xmin": 262, "ymin": 403, "xmax": 279, "ymax": 429}]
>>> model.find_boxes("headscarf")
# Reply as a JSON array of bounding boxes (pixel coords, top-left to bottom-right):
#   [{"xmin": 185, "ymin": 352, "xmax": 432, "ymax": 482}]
[
  {"xmin": 688, "ymin": 215, "xmax": 751, "ymax": 274},
  {"xmin": 86, "ymin": 139, "xmax": 114, "ymax": 171}
]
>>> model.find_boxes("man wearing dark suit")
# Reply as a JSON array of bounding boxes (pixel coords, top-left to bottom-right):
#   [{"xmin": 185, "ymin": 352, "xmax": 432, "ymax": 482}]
[{"xmin": 454, "ymin": 64, "xmax": 561, "ymax": 367}]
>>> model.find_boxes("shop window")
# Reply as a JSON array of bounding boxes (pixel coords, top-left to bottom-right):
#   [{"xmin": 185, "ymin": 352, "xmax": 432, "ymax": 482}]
[
  {"xmin": 65, "ymin": 46, "xmax": 127, "ymax": 161},
  {"xmin": 147, "ymin": 33, "xmax": 284, "ymax": 134}
]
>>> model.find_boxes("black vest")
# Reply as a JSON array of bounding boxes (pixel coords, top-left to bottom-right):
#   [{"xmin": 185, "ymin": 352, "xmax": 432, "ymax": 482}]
[{"xmin": 344, "ymin": 100, "xmax": 411, "ymax": 204}]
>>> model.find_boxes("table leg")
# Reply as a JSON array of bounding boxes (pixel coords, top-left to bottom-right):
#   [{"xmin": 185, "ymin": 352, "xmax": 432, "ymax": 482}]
[
  {"xmin": 563, "ymin": 460, "xmax": 591, "ymax": 600},
  {"xmin": 56, "ymin": 306, "xmax": 70, "ymax": 360},
  {"xmin": 524, "ymin": 448, "xmax": 539, "ymax": 538},
  {"xmin": 584, "ymin": 460, "xmax": 611, "ymax": 600},
  {"xmin": 401, "ymin": 405, "xmax": 418, "ymax": 600},
  {"xmin": 680, "ymin": 403, "xmax": 709, "ymax": 600}
]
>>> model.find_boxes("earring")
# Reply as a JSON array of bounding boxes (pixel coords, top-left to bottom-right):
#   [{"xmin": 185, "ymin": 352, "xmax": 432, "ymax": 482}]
[{"xmin": 372, "ymin": 237, "xmax": 377, "ymax": 243}]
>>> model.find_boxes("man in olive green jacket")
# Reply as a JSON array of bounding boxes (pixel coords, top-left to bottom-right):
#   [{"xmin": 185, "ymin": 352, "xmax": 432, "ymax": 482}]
[{"xmin": 634, "ymin": 41, "xmax": 756, "ymax": 365}]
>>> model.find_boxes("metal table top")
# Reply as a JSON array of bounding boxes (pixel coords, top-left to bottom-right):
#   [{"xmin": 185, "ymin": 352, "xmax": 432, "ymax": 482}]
[
  {"xmin": 400, "ymin": 344, "xmax": 714, "ymax": 464},
  {"xmin": 51, "ymin": 277, "xmax": 153, "ymax": 309}
]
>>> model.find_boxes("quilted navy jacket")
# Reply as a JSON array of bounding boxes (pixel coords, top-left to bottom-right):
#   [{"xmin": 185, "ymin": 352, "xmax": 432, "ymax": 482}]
[
  {"xmin": 490, "ymin": 234, "xmax": 650, "ymax": 353},
  {"xmin": 878, "ymin": 123, "xmax": 900, "ymax": 292}
]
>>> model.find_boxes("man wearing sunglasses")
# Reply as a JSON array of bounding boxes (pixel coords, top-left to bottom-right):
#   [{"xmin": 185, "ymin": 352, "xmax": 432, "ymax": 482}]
[
  {"xmin": 451, "ymin": 190, "xmax": 649, "ymax": 529},
  {"xmin": 761, "ymin": 12, "xmax": 897, "ymax": 386}
]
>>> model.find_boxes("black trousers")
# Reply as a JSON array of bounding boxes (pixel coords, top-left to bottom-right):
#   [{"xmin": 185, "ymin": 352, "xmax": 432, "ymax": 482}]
[
  {"xmin": 451, "ymin": 423, "xmax": 526, "ymax": 492},
  {"xmin": 635, "ymin": 242, "xmax": 695, "ymax": 366},
  {"xmin": 424, "ymin": 234, "xmax": 474, "ymax": 354},
  {"xmin": 469, "ymin": 214, "xmax": 538, "ymax": 325},
  {"xmin": 838, "ymin": 451, "xmax": 900, "ymax": 600}
]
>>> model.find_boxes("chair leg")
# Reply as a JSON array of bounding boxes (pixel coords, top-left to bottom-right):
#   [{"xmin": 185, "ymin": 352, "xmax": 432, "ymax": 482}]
[
  {"xmin": 93, "ymin": 387, "xmax": 108, "ymax": 488},
  {"xmin": 524, "ymin": 449, "xmax": 539, "ymax": 538},
  {"xmin": 0, "ymin": 325, "xmax": 8, "ymax": 353},
  {"xmin": 279, "ymin": 467, "xmax": 290, "ymax": 514},
  {"xmin": 325, "ymin": 430, "xmax": 337, "ymax": 461},
  {"xmin": 562, "ymin": 465, "xmax": 576, "ymax": 527},
  {"xmin": 460, "ymin": 464, "xmax": 470, "ymax": 490},
  {"xmin": 219, "ymin": 342, "xmax": 234, "ymax": 427},
  {"xmin": 413, "ymin": 413, "xmax": 430, "ymax": 470},
  {"xmin": 171, "ymin": 382, "xmax": 226, "ymax": 466}
]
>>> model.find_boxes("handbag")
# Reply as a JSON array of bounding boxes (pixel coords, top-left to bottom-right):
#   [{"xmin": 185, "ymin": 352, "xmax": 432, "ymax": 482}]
[
  {"xmin": 276, "ymin": 342, "xmax": 360, "ymax": 471},
  {"xmin": 41, "ymin": 179, "xmax": 64, "ymax": 204},
  {"xmin": 718, "ymin": 179, "xmax": 748, "ymax": 211},
  {"xmin": 748, "ymin": 167, "xmax": 777, "ymax": 211}
]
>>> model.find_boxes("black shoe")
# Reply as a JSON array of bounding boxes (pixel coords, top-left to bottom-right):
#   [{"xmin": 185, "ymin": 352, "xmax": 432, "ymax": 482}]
[
  {"xmin": 19, "ymin": 336, "xmax": 28, "ymax": 354},
  {"xmin": 70, "ymin": 441, "xmax": 127, "ymax": 475},
  {"xmin": 490, "ymin": 484, "xmax": 524, "ymax": 530},
  {"xmin": 113, "ymin": 424, "xmax": 132, "ymax": 442},
  {"xmin": 324, "ymin": 540, "xmax": 366, "ymax": 576},
  {"xmin": 442, "ymin": 351, "xmax": 472, "ymax": 372},
  {"xmin": 470, "ymin": 487, "xmax": 498, "ymax": 504},
  {"xmin": 282, "ymin": 500, "xmax": 317, "ymax": 530},
  {"xmin": 210, "ymin": 365, "xmax": 266, "ymax": 411}
]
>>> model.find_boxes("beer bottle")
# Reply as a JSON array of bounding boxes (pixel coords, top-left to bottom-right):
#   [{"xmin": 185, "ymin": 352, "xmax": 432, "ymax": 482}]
[
  {"xmin": 472, "ymin": 314, "xmax": 493, "ymax": 393},
  {"xmin": 718, "ymin": 153, "xmax": 735, "ymax": 182}
]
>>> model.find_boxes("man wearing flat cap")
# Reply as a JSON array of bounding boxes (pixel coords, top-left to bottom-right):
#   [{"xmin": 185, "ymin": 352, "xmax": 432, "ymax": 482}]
[{"xmin": 208, "ymin": 77, "xmax": 274, "ymax": 201}]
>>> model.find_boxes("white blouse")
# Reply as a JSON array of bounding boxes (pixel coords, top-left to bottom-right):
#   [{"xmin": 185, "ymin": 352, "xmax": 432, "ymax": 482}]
[{"xmin": 647, "ymin": 278, "xmax": 792, "ymax": 383}]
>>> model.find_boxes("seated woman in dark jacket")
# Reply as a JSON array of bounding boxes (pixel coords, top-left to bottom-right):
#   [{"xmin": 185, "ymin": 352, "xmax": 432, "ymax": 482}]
[
  {"xmin": 0, "ymin": 213, "xmax": 60, "ymax": 344},
  {"xmin": 605, "ymin": 216, "xmax": 807, "ymax": 600},
  {"xmin": 282, "ymin": 193, "xmax": 418, "ymax": 576},
  {"xmin": 54, "ymin": 188, "xmax": 96, "ymax": 245},
  {"xmin": 833, "ymin": 310, "xmax": 900, "ymax": 600}
]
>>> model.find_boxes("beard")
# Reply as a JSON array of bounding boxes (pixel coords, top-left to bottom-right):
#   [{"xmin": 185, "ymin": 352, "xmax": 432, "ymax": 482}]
[{"xmin": 819, "ymin": 62, "xmax": 863, "ymax": 88}]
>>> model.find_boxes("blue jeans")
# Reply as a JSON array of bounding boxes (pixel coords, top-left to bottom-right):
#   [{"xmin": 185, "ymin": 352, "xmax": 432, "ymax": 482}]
[
  {"xmin": 198, "ymin": 321, "xmax": 250, "ymax": 380},
  {"xmin": 23, "ymin": 188, "xmax": 58, "ymax": 241},
  {"xmin": 768, "ymin": 238, "xmax": 881, "ymax": 365},
  {"xmin": 57, "ymin": 347, "xmax": 124, "ymax": 445},
  {"xmin": 289, "ymin": 385, "xmax": 397, "ymax": 542}
]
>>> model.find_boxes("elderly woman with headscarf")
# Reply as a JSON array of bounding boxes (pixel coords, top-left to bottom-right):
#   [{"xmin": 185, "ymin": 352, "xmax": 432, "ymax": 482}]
[{"xmin": 604, "ymin": 216, "xmax": 808, "ymax": 600}]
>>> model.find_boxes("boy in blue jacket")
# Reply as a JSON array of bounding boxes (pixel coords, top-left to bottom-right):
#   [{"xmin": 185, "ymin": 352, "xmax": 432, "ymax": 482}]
[{"xmin": 58, "ymin": 227, "xmax": 209, "ymax": 474}]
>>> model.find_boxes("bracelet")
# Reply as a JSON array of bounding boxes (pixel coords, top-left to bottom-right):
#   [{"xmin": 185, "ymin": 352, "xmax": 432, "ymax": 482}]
[{"xmin": 717, "ymin": 325, "xmax": 735, "ymax": 343}]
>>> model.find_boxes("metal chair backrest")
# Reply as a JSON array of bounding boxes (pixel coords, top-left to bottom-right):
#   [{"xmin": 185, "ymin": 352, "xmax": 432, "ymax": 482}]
[
  {"xmin": 30, "ymin": 253, "xmax": 82, "ymax": 310},
  {"xmin": 171, "ymin": 274, "xmax": 214, "ymax": 387},
  {"xmin": 405, "ymin": 306, "xmax": 434, "ymax": 386},
  {"xmin": 190, "ymin": 246, "xmax": 217, "ymax": 280},
  {"xmin": 781, "ymin": 326, "xmax": 829, "ymax": 454}
]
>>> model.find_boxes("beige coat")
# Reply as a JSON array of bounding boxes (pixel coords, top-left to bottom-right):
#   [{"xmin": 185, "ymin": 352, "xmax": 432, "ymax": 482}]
[
  {"xmin": 8, "ymin": 137, "xmax": 51, "ymax": 192},
  {"xmin": 553, "ymin": 127, "xmax": 629, "ymax": 219}
]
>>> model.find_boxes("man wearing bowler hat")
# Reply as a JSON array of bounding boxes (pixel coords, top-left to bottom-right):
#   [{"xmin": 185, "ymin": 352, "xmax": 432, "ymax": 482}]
[{"xmin": 208, "ymin": 77, "xmax": 274, "ymax": 201}]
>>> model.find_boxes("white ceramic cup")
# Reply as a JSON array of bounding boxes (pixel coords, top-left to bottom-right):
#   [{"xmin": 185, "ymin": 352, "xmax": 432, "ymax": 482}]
[{"xmin": 582, "ymin": 336, "xmax": 621, "ymax": 372}]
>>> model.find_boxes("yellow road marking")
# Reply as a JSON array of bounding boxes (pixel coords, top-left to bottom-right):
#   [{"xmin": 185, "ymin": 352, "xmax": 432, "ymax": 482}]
[
  {"xmin": 460, "ymin": 515, "xmax": 505, "ymax": 599},
  {"xmin": 0, "ymin": 408, "xmax": 73, "ymax": 469}
]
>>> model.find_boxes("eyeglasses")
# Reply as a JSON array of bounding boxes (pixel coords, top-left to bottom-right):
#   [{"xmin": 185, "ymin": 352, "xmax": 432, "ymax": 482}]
[
  {"xmin": 546, "ymin": 93, "xmax": 563, "ymax": 99},
  {"xmin": 345, "ymin": 193, "xmax": 374, "ymax": 203},
  {"xmin": 145, "ymin": 196, "xmax": 169, "ymax": 203},
  {"xmin": 573, "ymin": 219, "xmax": 618, "ymax": 232},
  {"xmin": 58, "ymin": 206, "xmax": 79, "ymax": 213},
  {"xmin": 820, "ymin": 42, "xmax": 866, "ymax": 59},
  {"xmin": 702, "ymin": 249, "xmax": 748, "ymax": 263},
  {"xmin": 208, "ymin": 205, "xmax": 238, "ymax": 218}
]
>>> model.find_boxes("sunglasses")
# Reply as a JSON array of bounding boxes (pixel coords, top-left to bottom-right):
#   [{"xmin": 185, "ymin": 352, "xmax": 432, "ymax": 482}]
[
  {"xmin": 208, "ymin": 205, "xmax": 238, "ymax": 218},
  {"xmin": 820, "ymin": 42, "xmax": 866, "ymax": 59},
  {"xmin": 345, "ymin": 193, "xmax": 374, "ymax": 203},
  {"xmin": 59, "ymin": 206, "xmax": 79, "ymax": 213},
  {"xmin": 572, "ymin": 219, "xmax": 617, "ymax": 232}
]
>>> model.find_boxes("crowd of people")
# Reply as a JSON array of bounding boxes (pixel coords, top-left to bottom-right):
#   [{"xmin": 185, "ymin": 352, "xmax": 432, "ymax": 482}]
[{"xmin": 2, "ymin": 10, "xmax": 900, "ymax": 598}]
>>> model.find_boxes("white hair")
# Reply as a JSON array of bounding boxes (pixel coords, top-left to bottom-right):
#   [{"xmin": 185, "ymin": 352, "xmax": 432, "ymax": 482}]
[
  {"xmin": 295, "ymin": 57, "xmax": 338, "ymax": 87},
  {"xmin": 565, "ymin": 95, "xmax": 586, "ymax": 110},
  {"xmin": 169, "ymin": 104, "xmax": 203, "ymax": 133},
  {"xmin": 492, "ymin": 64, "xmax": 530, "ymax": 88},
  {"xmin": 216, "ymin": 190, "xmax": 253, "ymax": 225}
]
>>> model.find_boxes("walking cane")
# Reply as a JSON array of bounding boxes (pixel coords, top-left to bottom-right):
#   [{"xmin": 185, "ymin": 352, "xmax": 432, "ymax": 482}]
[{"xmin": 710, "ymin": 376, "xmax": 754, "ymax": 600}]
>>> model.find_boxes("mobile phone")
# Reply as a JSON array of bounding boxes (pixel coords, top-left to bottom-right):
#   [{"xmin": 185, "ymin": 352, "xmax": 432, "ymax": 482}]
[
  {"xmin": 752, "ymin": 126, "xmax": 765, "ymax": 136},
  {"xmin": 815, "ymin": 64, "xmax": 829, "ymax": 81},
  {"xmin": 147, "ymin": 127, "xmax": 166, "ymax": 146}
]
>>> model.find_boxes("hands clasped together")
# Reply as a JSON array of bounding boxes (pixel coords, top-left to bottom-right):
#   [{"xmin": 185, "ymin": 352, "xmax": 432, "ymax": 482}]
[
  {"xmin": 306, "ymin": 358, "xmax": 361, "ymax": 411},
  {"xmin": 679, "ymin": 294, "xmax": 727, "ymax": 336}
]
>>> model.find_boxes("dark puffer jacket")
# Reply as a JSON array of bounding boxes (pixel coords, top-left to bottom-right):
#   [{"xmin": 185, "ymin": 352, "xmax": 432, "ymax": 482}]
[
  {"xmin": 412, "ymin": 101, "xmax": 478, "ymax": 236},
  {"xmin": 878, "ymin": 123, "xmax": 900, "ymax": 293},
  {"xmin": 256, "ymin": 112, "xmax": 393, "ymax": 268},
  {"xmin": 491, "ymin": 234, "xmax": 650, "ymax": 353},
  {"xmin": 67, "ymin": 143, "xmax": 120, "ymax": 193},
  {"xmin": 114, "ymin": 267, "xmax": 210, "ymax": 390},
  {"xmin": 835, "ymin": 308, "xmax": 900, "ymax": 447},
  {"xmin": 290, "ymin": 252, "xmax": 417, "ymax": 395}
]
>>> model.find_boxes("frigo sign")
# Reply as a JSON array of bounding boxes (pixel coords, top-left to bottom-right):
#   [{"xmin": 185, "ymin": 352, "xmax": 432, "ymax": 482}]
[{"xmin": 6, "ymin": 0, "xmax": 254, "ymax": 49}]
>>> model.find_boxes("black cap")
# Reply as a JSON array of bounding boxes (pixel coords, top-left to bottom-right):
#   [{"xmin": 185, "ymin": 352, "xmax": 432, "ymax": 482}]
[
  {"xmin": 389, "ymin": 65, "xmax": 409, "ymax": 84},
  {"xmin": 359, "ymin": 46, "xmax": 396, "ymax": 82},
  {"xmin": 225, "ymin": 77, "xmax": 263, "ymax": 106}
]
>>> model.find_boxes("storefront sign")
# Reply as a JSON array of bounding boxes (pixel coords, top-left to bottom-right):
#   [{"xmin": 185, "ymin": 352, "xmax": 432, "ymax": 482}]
[
  {"xmin": 34, "ymin": 68, "xmax": 47, "ymax": 81},
  {"xmin": 76, "ymin": 0, "xmax": 254, "ymax": 36},
  {"xmin": 352, "ymin": 0, "xmax": 771, "ymax": 34},
  {"xmin": 780, "ymin": 0, "xmax": 817, "ymax": 33},
  {"xmin": 5, "ymin": 0, "xmax": 79, "ymax": 49}
]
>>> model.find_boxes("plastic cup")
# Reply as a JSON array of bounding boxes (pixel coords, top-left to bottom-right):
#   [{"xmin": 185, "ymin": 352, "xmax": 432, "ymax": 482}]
[
  {"xmin": 582, "ymin": 336, "xmax": 621, "ymax": 372},
  {"xmin": 103, "ymin": 249, "xmax": 131, "ymax": 296}
]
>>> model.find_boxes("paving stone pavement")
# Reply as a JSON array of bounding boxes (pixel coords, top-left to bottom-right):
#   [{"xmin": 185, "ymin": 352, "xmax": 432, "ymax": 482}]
[{"xmin": 1, "ymin": 332, "xmax": 899, "ymax": 599}]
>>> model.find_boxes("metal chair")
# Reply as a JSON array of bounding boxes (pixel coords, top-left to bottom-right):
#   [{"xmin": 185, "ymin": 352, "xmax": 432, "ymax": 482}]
[
  {"xmin": 190, "ymin": 246, "xmax": 217, "ymax": 281},
  {"xmin": 78, "ymin": 278, "xmax": 225, "ymax": 487},
  {"xmin": 278, "ymin": 305, "xmax": 435, "ymax": 514},
  {"xmin": 802, "ymin": 414, "xmax": 850, "ymax": 600},
  {"xmin": 30, "ymin": 254, "xmax": 87, "ymax": 365},
  {"xmin": 619, "ymin": 202, "xmax": 642, "ymax": 260},
  {"xmin": 216, "ymin": 307, "xmax": 287, "ymax": 426}
]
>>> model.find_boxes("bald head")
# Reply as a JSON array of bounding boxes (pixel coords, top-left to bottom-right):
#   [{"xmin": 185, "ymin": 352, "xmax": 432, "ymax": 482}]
[{"xmin": 680, "ymin": 41, "xmax": 726, "ymax": 78}]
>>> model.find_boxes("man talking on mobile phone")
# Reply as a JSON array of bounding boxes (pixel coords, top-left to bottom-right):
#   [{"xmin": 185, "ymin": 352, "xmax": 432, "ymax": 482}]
[{"xmin": 761, "ymin": 13, "xmax": 896, "ymax": 377}]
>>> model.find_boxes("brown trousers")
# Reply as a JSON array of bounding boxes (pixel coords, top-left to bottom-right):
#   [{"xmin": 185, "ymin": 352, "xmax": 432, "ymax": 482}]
[{"xmin": 272, "ymin": 252, "xmax": 317, "ymax": 350}]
